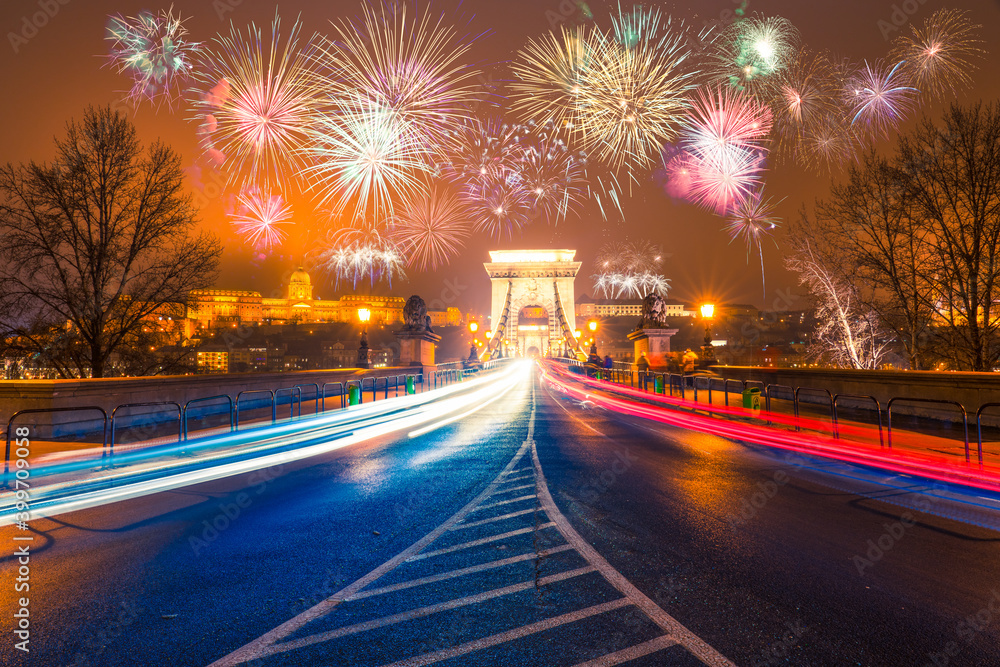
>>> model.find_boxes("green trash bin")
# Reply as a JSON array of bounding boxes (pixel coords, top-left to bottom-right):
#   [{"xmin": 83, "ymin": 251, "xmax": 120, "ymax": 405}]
[
  {"xmin": 458, "ymin": 369, "xmax": 464, "ymax": 381},
  {"xmin": 742, "ymin": 387, "xmax": 761, "ymax": 413},
  {"xmin": 654, "ymin": 376, "xmax": 664, "ymax": 394},
  {"xmin": 406, "ymin": 376, "xmax": 415, "ymax": 395},
  {"xmin": 348, "ymin": 384, "xmax": 361, "ymax": 406}
]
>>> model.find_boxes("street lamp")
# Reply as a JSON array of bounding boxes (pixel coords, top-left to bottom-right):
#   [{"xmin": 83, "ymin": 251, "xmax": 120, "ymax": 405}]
[
  {"xmin": 700, "ymin": 303, "xmax": 715, "ymax": 366},
  {"xmin": 586, "ymin": 319, "xmax": 599, "ymax": 357},
  {"xmin": 467, "ymin": 321, "xmax": 480, "ymax": 363},
  {"xmin": 357, "ymin": 307, "xmax": 371, "ymax": 369}
]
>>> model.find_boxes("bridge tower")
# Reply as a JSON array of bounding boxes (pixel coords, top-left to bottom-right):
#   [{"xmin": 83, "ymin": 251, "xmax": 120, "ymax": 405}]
[{"xmin": 482, "ymin": 250, "xmax": 584, "ymax": 359}]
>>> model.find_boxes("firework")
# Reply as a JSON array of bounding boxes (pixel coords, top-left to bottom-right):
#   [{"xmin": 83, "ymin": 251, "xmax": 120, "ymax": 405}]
[
  {"xmin": 388, "ymin": 185, "xmax": 471, "ymax": 271},
  {"xmin": 892, "ymin": 9, "xmax": 983, "ymax": 100},
  {"xmin": 593, "ymin": 271, "xmax": 670, "ymax": 299},
  {"xmin": 846, "ymin": 59, "xmax": 919, "ymax": 140},
  {"xmin": 313, "ymin": 3, "xmax": 481, "ymax": 156},
  {"xmin": 301, "ymin": 101, "xmax": 428, "ymax": 223},
  {"xmin": 105, "ymin": 7, "xmax": 200, "ymax": 110},
  {"xmin": 229, "ymin": 187, "xmax": 293, "ymax": 250},
  {"xmin": 509, "ymin": 26, "xmax": 591, "ymax": 136},
  {"xmin": 797, "ymin": 112, "xmax": 857, "ymax": 173},
  {"xmin": 512, "ymin": 9, "xmax": 705, "ymax": 175},
  {"xmin": 725, "ymin": 187, "xmax": 781, "ymax": 295},
  {"xmin": 518, "ymin": 123, "xmax": 586, "ymax": 221},
  {"xmin": 321, "ymin": 227, "xmax": 406, "ymax": 288},
  {"xmin": 678, "ymin": 87, "xmax": 772, "ymax": 213},
  {"xmin": 444, "ymin": 118, "xmax": 526, "ymax": 186},
  {"xmin": 593, "ymin": 239, "xmax": 668, "ymax": 299},
  {"xmin": 466, "ymin": 179, "xmax": 531, "ymax": 241},
  {"xmin": 711, "ymin": 14, "xmax": 798, "ymax": 98},
  {"xmin": 596, "ymin": 239, "xmax": 663, "ymax": 274},
  {"xmin": 771, "ymin": 50, "xmax": 840, "ymax": 160},
  {"xmin": 191, "ymin": 14, "xmax": 317, "ymax": 187}
]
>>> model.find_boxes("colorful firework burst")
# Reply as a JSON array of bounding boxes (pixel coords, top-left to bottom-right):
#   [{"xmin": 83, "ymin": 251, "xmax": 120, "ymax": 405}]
[
  {"xmin": 191, "ymin": 14, "xmax": 317, "ymax": 187},
  {"xmin": 518, "ymin": 123, "xmax": 586, "ymax": 221},
  {"xmin": 678, "ymin": 87, "xmax": 772, "ymax": 213},
  {"xmin": 711, "ymin": 14, "xmax": 798, "ymax": 98},
  {"xmin": 771, "ymin": 50, "xmax": 840, "ymax": 160},
  {"xmin": 301, "ymin": 101, "xmax": 428, "ymax": 223},
  {"xmin": 725, "ymin": 187, "xmax": 781, "ymax": 295},
  {"xmin": 229, "ymin": 187, "xmax": 294, "ymax": 250},
  {"xmin": 105, "ymin": 6, "xmax": 200, "ymax": 110},
  {"xmin": 312, "ymin": 3, "xmax": 482, "ymax": 158},
  {"xmin": 465, "ymin": 178, "xmax": 532, "ymax": 241},
  {"xmin": 512, "ymin": 8, "xmax": 706, "ymax": 175},
  {"xmin": 846, "ymin": 59, "xmax": 919, "ymax": 140},
  {"xmin": 444, "ymin": 118, "xmax": 526, "ymax": 186},
  {"xmin": 892, "ymin": 8, "xmax": 983, "ymax": 101},
  {"xmin": 388, "ymin": 184, "xmax": 471, "ymax": 271},
  {"xmin": 509, "ymin": 26, "xmax": 591, "ymax": 136},
  {"xmin": 596, "ymin": 239, "xmax": 664, "ymax": 274}
]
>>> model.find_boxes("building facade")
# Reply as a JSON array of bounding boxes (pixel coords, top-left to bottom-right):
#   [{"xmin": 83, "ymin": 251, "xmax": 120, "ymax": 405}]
[{"xmin": 187, "ymin": 268, "xmax": 461, "ymax": 331}]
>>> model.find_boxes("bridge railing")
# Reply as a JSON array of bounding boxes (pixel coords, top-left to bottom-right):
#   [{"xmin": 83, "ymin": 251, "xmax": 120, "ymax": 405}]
[{"xmin": 567, "ymin": 362, "xmax": 991, "ymax": 466}]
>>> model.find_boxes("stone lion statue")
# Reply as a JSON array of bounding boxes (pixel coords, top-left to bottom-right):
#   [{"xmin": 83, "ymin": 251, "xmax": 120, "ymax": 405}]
[
  {"xmin": 402, "ymin": 295, "xmax": 428, "ymax": 330},
  {"xmin": 636, "ymin": 293, "xmax": 669, "ymax": 329}
]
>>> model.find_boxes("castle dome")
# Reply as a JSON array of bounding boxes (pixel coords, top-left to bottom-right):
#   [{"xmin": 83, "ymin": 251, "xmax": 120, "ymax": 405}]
[{"xmin": 290, "ymin": 267, "xmax": 311, "ymax": 285}]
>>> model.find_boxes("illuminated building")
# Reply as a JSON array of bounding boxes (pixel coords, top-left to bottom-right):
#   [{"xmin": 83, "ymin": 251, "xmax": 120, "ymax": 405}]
[{"xmin": 186, "ymin": 268, "xmax": 462, "ymax": 331}]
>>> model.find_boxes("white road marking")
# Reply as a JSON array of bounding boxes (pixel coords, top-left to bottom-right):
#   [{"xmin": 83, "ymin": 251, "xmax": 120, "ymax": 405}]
[
  {"xmin": 346, "ymin": 544, "xmax": 575, "ymax": 601},
  {"xmin": 207, "ymin": 377, "xmax": 737, "ymax": 667},
  {"xmin": 404, "ymin": 523, "xmax": 557, "ymax": 561},
  {"xmin": 489, "ymin": 482, "xmax": 536, "ymax": 495},
  {"xmin": 207, "ymin": 416, "xmax": 535, "ymax": 667},
  {"xmin": 378, "ymin": 599, "xmax": 633, "ymax": 667},
  {"xmin": 257, "ymin": 567, "xmax": 598, "ymax": 658},
  {"xmin": 473, "ymin": 494, "xmax": 538, "ymax": 510},
  {"xmin": 450, "ymin": 508, "xmax": 538, "ymax": 530},
  {"xmin": 530, "ymin": 384, "xmax": 737, "ymax": 667},
  {"xmin": 569, "ymin": 635, "xmax": 679, "ymax": 667}
]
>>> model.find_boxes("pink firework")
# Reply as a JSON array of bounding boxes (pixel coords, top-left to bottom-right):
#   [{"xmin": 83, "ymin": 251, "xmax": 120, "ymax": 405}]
[
  {"xmin": 678, "ymin": 87, "xmax": 772, "ymax": 214},
  {"xmin": 230, "ymin": 188, "xmax": 293, "ymax": 249},
  {"xmin": 846, "ymin": 59, "xmax": 919, "ymax": 139}
]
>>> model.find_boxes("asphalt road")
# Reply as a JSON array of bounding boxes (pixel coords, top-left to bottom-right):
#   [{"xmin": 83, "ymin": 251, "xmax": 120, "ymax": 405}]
[{"xmin": 2, "ymin": 367, "xmax": 1000, "ymax": 666}]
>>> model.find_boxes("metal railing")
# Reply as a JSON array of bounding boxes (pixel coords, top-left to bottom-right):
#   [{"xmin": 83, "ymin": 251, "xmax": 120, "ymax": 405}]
[
  {"xmin": 110, "ymin": 401, "xmax": 182, "ymax": 453},
  {"xmin": 832, "ymin": 394, "xmax": 883, "ymax": 447},
  {"xmin": 887, "ymin": 397, "xmax": 971, "ymax": 462},
  {"xmin": 5, "ymin": 406, "xmax": 109, "ymax": 486},
  {"xmin": 235, "ymin": 389, "xmax": 276, "ymax": 429},
  {"xmin": 793, "ymin": 387, "xmax": 834, "ymax": 433},
  {"xmin": 183, "ymin": 395, "xmax": 234, "ymax": 440},
  {"xmin": 275, "ymin": 386, "xmax": 302, "ymax": 420}
]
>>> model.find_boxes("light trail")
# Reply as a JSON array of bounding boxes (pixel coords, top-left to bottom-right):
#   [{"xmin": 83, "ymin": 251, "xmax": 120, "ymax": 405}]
[
  {"xmin": 539, "ymin": 362, "xmax": 1000, "ymax": 494},
  {"xmin": 0, "ymin": 362, "xmax": 532, "ymax": 525}
]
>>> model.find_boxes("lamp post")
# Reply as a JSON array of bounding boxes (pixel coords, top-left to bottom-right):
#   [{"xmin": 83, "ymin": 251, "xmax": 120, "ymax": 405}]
[
  {"xmin": 700, "ymin": 303, "xmax": 715, "ymax": 366},
  {"xmin": 587, "ymin": 319, "xmax": 599, "ymax": 357},
  {"xmin": 468, "ymin": 321, "xmax": 480, "ymax": 363},
  {"xmin": 357, "ymin": 307, "xmax": 371, "ymax": 369}
]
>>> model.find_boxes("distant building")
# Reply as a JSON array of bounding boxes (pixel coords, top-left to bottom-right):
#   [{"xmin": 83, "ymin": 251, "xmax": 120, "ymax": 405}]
[
  {"xmin": 575, "ymin": 294, "xmax": 692, "ymax": 319},
  {"xmin": 186, "ymin": 268, "xmax": 461, "ymax": 331}
]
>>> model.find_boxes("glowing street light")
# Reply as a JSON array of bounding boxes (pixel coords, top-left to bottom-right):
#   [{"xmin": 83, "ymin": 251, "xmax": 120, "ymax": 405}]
[
  {"xmin": 469, "ymin": 321, "xmax": 479, "ymax": 333},
  {"xmin": 700, "ymin": 303, "xmax": 715, "ymax": 366},
  {"xmin": 587, "ymin": 319, "xmax": 598, "ymax": 332},
  {"xmin": 357, "ymin": 307, "xmax": 371, "ymax": 369}
]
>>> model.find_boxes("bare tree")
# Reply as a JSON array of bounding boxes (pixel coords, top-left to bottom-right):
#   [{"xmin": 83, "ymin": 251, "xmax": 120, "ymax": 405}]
[
  {"xmin": 897, "ymin": 103, "xmax": 1000, "ymax": 371},
  {"xmin": 808, "ymin": 150, "xmax": 936, "ymax": 369},
  {"xmin": 0, "ymin": 106, "xmax": 221, "ymax": 377},
  {"xmin": 788, "ymin": 102, "xmax": 1000, "ymax": 371},
  {"xmin": 785, "ymin": 218, "xmax": 891, "ymax": 369}
]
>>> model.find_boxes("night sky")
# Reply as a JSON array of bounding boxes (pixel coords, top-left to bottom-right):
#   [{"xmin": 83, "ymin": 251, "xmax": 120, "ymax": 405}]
[{"xmin": 2, "ymin": 0, "xmax": 998, "ymax": 316}]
